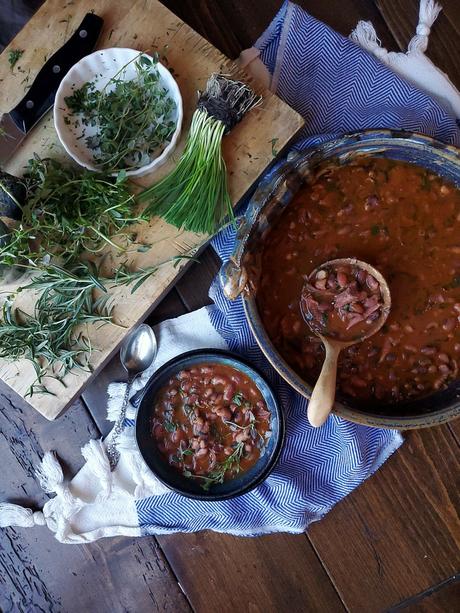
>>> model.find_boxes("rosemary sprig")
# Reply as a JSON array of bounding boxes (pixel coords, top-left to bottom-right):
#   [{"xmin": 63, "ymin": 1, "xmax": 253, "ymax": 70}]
[
  {"xmin": 183, "ymin": 442, "xmax": 245, "ymax": 491},
  {"xmin": 0, "ymin": 263, "xmax": 112, "ymax": 395}
]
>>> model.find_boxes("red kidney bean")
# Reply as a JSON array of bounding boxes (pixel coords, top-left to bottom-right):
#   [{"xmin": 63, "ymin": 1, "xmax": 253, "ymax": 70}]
[
  {"xmin": 235, "ymin": 431, "xmax": 250, "ymax": 443},
  {"xmin": 438, "ymin": 353, "xmax": 450, "ymax": 364},
  {"xmin": 442, "ymin": 318, "xmax": 456, "ymax": 332},
  {"xmin": 366, "ymin": 274, "xmax": 379, "ymax": 291},
  {"xmin": 337, "ymin": 271, "xmax": 348, "ymax": 287},
  {"xmin": 172, "ymin": 430, "xmax": 186, "ymax": 444},
  {"xmin": 216, "ymin": 407, "xmax": 232, "ymax": 420},
  {"xmin": 350, "ymin": 376, "xmax": 367, "ymax": 388},
  {"xmin": 223, "ymin": 384, "xmax": 235, "ymax": 402},
  {"xmin": 421, "ymin": 346, "xmax": 437, "ymax": 355},
  {"xmin": 211, "ymin": 375, "xmax": 228, "ymax": 386},
  {"xmin": 356, "ymin": 269, "xmax": 367, "ymax": 285}
]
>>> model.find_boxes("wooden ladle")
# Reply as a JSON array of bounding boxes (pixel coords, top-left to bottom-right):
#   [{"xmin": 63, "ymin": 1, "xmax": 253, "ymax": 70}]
[{"xmin": 300, "ymin": 258, "xmax": 391, "ymax": 428}]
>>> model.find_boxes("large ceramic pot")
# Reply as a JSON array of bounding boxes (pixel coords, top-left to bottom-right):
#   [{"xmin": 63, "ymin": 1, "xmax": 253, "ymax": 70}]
[{"xmin": 220, "ymin": 130, "xmax": 460, "ymax": 429}]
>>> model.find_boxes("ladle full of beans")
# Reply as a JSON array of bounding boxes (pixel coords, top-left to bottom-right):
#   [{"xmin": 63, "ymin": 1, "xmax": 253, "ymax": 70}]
[{"xmin": 300, "ymin": 258, "xmax": 391, "ymax": 427}]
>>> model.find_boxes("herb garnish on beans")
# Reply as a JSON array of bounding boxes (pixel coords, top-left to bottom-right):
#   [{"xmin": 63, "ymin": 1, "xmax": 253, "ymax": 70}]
[{"xmin": 150, "ymin": 363, "xmax": 272, "ymax": 490}]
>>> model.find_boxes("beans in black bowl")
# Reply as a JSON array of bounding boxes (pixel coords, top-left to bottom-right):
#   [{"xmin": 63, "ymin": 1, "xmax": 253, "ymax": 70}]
[{"xmin": 135, "ymin": 349, "xmax": 284, "ymax": 500}]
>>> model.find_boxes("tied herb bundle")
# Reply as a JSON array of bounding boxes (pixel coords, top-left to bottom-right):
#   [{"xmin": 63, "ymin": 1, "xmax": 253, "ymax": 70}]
[
  {"xmin": 138, "ymin": 74, "xmax": 261, "ymax": 235},
  {"xmin": 65, "ymin": 54, "xmax": 176, "ymax": 172}
]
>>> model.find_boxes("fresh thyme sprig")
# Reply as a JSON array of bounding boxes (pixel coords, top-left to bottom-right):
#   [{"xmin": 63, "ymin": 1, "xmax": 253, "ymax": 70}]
[
  {"xmin": 65, "ymin": 54, "xmax": 176, "ymax": 172},
  {"xmin": 8, "ymin": 49, "xmax": 24, "ymax": 70},
  {"xmin": 21, "ymin": 158, "xmax": 139, "ymax": 265},
  {"xmin": 183, "ymin": 442, "xmax": 245, "ymax": 491}
]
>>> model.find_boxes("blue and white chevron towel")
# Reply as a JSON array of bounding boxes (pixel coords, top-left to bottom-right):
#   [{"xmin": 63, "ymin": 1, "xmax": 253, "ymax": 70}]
[
  {"xmin": 135, "ymin": 1, "xmax": 460, "ymax": 535},
  {"xmin": 3, "ymin": 1, "xmax": 460, "ymax": 542}
]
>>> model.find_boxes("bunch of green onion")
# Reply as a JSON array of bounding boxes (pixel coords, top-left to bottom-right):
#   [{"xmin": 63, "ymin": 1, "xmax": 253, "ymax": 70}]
[{"xmin": 138, "ymin": 74, "xmax": 261, "ymax": 235}]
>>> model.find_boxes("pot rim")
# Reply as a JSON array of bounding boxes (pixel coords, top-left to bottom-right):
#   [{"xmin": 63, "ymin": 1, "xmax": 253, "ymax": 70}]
[{"xmin": 227, "ymin": 129, "xmax": 460, "ymax": 430}]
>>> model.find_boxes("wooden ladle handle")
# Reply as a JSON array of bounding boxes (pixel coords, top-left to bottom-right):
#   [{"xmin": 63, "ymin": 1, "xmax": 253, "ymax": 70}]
[{"xmin": 307, "ymin": 342, "xmax": 341, "ymax": 427}]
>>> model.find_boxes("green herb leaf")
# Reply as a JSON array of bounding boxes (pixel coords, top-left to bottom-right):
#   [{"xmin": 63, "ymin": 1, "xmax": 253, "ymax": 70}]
[
  {"xmin": 8, "ymin": 49, "xmax": 24, "ymax": 70},
  {"xmin": 232, "ymin": 392, "xmax": 244, "ymax": 406},
  {"xmin": 163, "ymin": 420, "xmax": 177, "ymax": 433}
]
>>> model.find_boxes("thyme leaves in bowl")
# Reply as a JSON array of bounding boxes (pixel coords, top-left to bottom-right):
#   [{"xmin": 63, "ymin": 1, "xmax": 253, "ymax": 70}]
[{"xmin": 65, "ymin": 54, "xmax": 177, "ymax": 172}]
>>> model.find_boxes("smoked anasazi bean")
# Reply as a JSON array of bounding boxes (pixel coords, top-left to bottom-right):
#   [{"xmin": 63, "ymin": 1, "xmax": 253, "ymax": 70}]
[{"xmin": 151, "ymin": 363, "xmax": 272, "ymax": 490}]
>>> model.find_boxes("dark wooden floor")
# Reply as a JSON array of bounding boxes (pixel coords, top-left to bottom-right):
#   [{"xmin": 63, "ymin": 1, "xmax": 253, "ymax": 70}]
[{"xmin": 1, "ymin": 1, "xmax": 460, "ymax": 611}]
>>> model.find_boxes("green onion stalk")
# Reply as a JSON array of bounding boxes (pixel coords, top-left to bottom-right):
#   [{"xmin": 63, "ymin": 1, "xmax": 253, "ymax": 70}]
[{"xmin": 138, "ymin": 74, "xmax": 261, "ymax": 235}]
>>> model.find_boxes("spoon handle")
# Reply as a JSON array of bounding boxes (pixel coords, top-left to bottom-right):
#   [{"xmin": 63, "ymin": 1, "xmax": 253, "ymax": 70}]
[
  {"xmin": 307, "ymin": 343, "xmax": 341, "ymax": 427},
  {"xmin": 107, "ymin": 375, "xmax": 134, "ymax": 471}
]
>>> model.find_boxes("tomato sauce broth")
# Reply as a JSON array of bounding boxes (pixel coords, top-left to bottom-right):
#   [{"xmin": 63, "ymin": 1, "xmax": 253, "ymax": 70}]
[
  {"xmin": 150, "ymin": 363, "xmax": 272, "ymax": 490},
  {"xmin": 257, "ymin": 158, "xmax": 460, "ymax": 406}
]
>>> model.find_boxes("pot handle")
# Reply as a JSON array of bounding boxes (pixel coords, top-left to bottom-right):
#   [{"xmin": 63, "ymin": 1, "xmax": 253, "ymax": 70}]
[{"xmin": 220, "ymin": 151, "xmax": 303, "ymax": 300}]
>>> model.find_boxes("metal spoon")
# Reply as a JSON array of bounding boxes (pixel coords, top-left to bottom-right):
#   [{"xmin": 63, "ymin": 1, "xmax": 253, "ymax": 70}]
[
  {"xmin": 300, "ymin": 258, "xmax": 391, "ymax": 428},
  {"xmin": 107, "ymin": 324, "xmax": 158, "ymax": 470}
]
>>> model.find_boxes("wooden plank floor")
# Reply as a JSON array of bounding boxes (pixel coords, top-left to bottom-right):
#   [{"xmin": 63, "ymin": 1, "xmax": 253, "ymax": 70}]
[{"xmin": 1, "ymin": 1, "xmax": 460, "ymax": 611}]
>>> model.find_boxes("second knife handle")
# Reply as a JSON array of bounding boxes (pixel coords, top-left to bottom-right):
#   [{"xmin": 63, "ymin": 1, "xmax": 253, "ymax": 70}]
[{"xmin": 10, "ymin": 13, "xmax": 103, "ymax": 133}]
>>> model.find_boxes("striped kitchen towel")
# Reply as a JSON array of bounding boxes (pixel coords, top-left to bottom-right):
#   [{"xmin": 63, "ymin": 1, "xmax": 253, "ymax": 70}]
[
  {"xmin": 2, "ymin": 0, "xmax": 459, "ymax": 542},
  {"xmin": 132, "ymin": 1, "xmax": 460, "ymax": 535}
]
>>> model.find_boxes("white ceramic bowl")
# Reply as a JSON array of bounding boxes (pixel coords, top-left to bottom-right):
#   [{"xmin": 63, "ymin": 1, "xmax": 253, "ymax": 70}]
[{"xmin": 54, "ymin": 47, "xmax": 183, "ymax": 177}]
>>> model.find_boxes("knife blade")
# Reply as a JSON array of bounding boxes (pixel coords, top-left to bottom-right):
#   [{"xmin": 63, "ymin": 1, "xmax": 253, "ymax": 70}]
[{"xmin": 0, "ymin": 12, "xmax": 103, "ymax": 165}]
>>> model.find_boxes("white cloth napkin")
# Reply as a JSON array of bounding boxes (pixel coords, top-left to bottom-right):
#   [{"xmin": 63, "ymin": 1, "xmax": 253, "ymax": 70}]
[
  {"xmin": 239, "ymin": 0, "xmax": 460, "ymax": 120},
  {"xmin": 350, "ymin": 0, "xmax": 460, "ymax": 119},
  {"xmin": 0, "ymin": 307, "xmax": 228, "ymax": 543}
]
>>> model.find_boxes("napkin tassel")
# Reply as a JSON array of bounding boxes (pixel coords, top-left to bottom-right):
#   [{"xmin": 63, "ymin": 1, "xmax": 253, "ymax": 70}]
[
  {"xmin": 350, "ymin": 0, "xmax": 441, "ymax": 57},
  {"xmin": 0, "ymin": 451, "xmax": 77, "ymax": 535},
  {"xmin": 81, "ymin": 439, "xmax": 113, "ymax": 501},
  {"xmin": 408, "ymin": 0, "xmax": 442, "ymax": 53},
  {"xmin": 0, "ymin": 503, "xmax": 46, "ymax": 528}
]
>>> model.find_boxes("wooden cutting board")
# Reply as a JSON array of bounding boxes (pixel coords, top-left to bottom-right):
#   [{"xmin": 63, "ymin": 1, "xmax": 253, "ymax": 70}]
[{"xmin": 0, "ymin": 0, "xmax": 303, "ymax": 420}]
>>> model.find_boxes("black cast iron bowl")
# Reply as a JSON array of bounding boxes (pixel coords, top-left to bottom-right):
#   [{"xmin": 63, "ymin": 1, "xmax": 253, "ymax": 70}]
[
  {"xmin": 220, "ymin": 129, "xmax": 460, "ymax": 430},
  {"xmin": 135, "ymin": 349, "xmax": 285, "ymax": 500}
]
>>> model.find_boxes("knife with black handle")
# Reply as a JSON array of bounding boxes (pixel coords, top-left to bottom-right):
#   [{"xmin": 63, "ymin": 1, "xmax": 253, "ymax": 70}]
[{"xmin": 0, "ymin": 12, "xmax": 103, "ymax": 165}]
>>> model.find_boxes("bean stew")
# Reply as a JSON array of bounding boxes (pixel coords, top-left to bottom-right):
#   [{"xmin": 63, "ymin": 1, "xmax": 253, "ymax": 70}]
[
  {"xmin": 257, "ymin": 157, "xmax": 460, "ymax": 407},
  {"xmin": 150, "ymin": 363, "xmax": 272, "ymax": 490},
  {"xmin": 301, "ymin": 261, "xmax": 385, "ymax": 342}
]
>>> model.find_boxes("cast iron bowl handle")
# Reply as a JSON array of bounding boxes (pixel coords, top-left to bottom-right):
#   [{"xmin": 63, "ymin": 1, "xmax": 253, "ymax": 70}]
[{"xmin": 220, "ymin": 151, "xmax": 303, "ymax": 300}]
